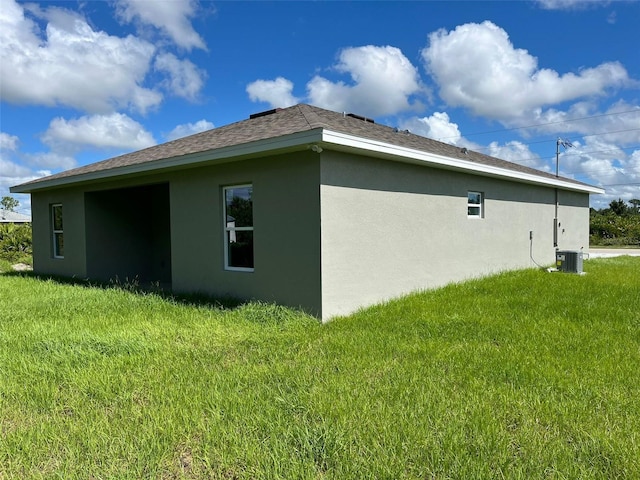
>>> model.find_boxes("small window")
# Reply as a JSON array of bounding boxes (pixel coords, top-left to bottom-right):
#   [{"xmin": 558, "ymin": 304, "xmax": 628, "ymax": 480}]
[
  {"xmin": 467, "ymin": 191, "xmax": 483, "ymax": 218},
  {"xmin": 223, "ymin": 185, "xmax": 254, "ymax": 271},
  {"xmin": 51, "ymin": 204, "xmax": 64, "ymax": 258}
]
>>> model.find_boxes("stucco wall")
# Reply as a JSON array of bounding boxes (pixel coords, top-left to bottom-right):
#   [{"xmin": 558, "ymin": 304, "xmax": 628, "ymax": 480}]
[
  {"xmin": 28, "ymin": 153, "xmax": 322, "ymax": 314},
  {"xmin": 170, "ymin": 152, "xmax": 322, "ymax": 315},
  {"xmin": 30, "ymin": 188, "xmax": 88, "ymax": 278},
  {"xmin": 557, "ymin": 189, "xmax": 590, "ymax": 251},
  {"xmin": 319, "ymin": 151, "xmax": 591, "ymax": 319},
  {"xmin": 27, "ymin": 148, "xmax": 591, "ymax": 321}
]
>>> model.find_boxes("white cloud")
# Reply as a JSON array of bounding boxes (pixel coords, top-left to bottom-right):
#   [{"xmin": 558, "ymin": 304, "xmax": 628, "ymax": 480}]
[
  {"xmin": 0, "ymin": 133, "xmax": 46, "ymax": 205},
  {"xmin": 245, "ymin": 45, "xmax": 428, "ymax": 118},
  {"xmin": 0, "ymin": 0, "xmax": 161, "ymax": 114},
  {"xmin": 0, "ymin": 132, "xmax": 62, "ymax": 213},
  {"xmin": 561, "ymin": 138, "xmax": 637, "ymax": 181},
  {"xmin": 41, "ymin": 113, "xmax": 156, "ymax": 153},
  {"xmin": 166, "ymin": 119, "xmax": 214, "ymax": 141},
  {"xmin": 520, "ymin": 102, "xmax": 640, "ymax": 145},
  {"xmin": 246, "ymin": 77, "xmax": 299, "ymax": 109},
  {"xmin": 555, "ymin": 136, "xmax": 640, "ymax": 207},
  {"xmin": 115, "ymin": 0, "xmax": 206, "ymax": 51},
  {"xmin": 0, "ymin": 132, "xmax": 19, "ymax": 152},
  {"xmin": 25, "ymin": 152, "xmax": 77, "ymax": 171},
  {"xmin": 535, "ymin": 0, "xmax": 609, "ymax": 10},
  {"xmin": 398, "ymin": 111, "xmax": 548, "ymax": 173},
  {"xmin": 422, "ymin": 21, "xmax": 631, "ymax": 120},
  {"xmin": 0, "ymin": 133, "xmax": 29, "ymax": 193},
  {"xmin": 0, "ymin": 158, "xmax": 32, "ymax": 179},
  {"xmin": 494, "ymin": 102, "xmax": 639, "ymax": 192},
  {"xmin": 307, "ymin": 45, "xmax": 424, "ymax": 117},
  {"xmin": 486, "ymin": 141, "xmax": 548, "ymax": 171},
  {"xmin": 154, "ymin": 53, "xmax": 206, "ymax": 101},
  {"xmin": 0, "ymin": 157, "xmax": 51, "ymax": 212},
  {"xmin": 399, "ymin": 112, "xmax": 463, "ymax": 145}
]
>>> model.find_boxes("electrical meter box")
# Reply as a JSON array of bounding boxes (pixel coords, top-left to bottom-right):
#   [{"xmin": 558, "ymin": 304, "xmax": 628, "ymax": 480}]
[{"xmin": 555, "ymin": 250, "xmax": 583, "ymax": 274}]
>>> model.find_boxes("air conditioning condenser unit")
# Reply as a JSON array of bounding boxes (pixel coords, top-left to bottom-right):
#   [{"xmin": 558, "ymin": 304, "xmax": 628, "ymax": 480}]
[{"xmin": 555, "ymin": 250, "xmax": 583, "ymax": 274}]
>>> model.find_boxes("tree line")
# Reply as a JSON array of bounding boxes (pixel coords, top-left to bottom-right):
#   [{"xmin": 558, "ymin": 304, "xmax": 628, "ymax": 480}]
[{"xmin": 590, "ymin": 198, "xmax": 640, "ymax": 246}]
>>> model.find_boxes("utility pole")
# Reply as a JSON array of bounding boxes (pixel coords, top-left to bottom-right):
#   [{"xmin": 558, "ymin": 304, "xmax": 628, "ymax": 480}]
[{"xmin": 554, "ymin": 138, "xmax": 573, "ymax": 247}]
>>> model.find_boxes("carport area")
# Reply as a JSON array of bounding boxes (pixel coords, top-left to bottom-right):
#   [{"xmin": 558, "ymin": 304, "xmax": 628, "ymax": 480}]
[{"xmin": 84, "ymin": 183, "xmax": 172, "ymax": 286}]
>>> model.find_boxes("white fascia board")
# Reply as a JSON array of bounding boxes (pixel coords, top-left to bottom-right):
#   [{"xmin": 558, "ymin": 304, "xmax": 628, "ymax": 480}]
[
  {"xmin": 11, "ymin": 129, "xmax": 324, "ymax": 193},
  {"xmin": 320, "ymin": 130, "xmax": 605, "ymax": 195}
]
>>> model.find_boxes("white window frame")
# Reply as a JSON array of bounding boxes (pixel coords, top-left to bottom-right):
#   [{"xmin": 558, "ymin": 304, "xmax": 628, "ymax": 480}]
[
  {"xmin": 467, "ymin": 191, "xmax": 484, "ymax": 219},
  {"xmin": 51, "ymin": 203, "xmax": 64, "ymax": 258},
  {"xmin": 223, "ymin": 184, "xmax": 254, "ymax": 272}
]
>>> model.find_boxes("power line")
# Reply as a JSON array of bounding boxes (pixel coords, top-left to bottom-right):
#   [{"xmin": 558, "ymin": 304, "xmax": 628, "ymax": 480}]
[
  {"xmin": 559, "ymin": 144, "xmax": 640, "ymax": 159},
  {"xmin": 437, "ymin": 108, "xmax": 640, "ymax": 141},
  {"xmin": 544, "ymin": 161, "xmax": 639, "ymax": 180},
  {"xmin": 470, "ymin": 127, "xmax": 640, "ymax": 154},
  {"xmin": 481, "ymin": 144, "xmax": 640, "ymax": 168},
  {"xmin": 561, "ymin": 164, "xmax": 639, "ymax": 175},
  {"xmin": 582, "ymin": 127, "xmax": 640, "ymax": 140},
  {"xmin": 524, "ymin": 145, "xmax": 638, "ymax": 162}
]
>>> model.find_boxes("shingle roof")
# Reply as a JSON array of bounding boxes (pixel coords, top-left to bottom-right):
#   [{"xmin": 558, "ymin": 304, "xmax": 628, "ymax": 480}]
[
  {"xmin": 12, "ymin": 103, "xmax": 596, "ymax": 191},
  {"xmin": 0, "ymin": 210, "xmax": 31, "ymax": 223}
]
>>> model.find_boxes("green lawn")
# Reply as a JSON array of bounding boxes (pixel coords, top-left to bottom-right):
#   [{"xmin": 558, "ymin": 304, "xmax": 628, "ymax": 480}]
[{"xmin": 1, "ymin": 258, "xmax": 639, "ymax": 479}]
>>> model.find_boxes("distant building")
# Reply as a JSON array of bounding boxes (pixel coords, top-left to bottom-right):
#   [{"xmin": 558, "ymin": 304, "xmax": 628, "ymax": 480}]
[{"xmin": 0, "ymin": 210, "xmax": 31, "ymax": 224}]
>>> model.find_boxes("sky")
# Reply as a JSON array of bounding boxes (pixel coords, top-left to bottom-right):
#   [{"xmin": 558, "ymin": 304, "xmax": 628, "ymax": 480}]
[{"xmin": 1, "ymin": 0, "xmax": 639, "ymax": 215}]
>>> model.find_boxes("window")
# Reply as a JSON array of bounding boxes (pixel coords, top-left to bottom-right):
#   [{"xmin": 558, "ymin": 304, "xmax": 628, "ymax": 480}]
[
  {"xmin": 467, "ymin": 191, "xmax": 483, "ymax": 218},
  {"xmin": 223, "ymin": 185, "xmax": 253, "ymax": 271},
  {"xmin": 51, "ymin": 204, "xmax": 64, "ymax": 258}
]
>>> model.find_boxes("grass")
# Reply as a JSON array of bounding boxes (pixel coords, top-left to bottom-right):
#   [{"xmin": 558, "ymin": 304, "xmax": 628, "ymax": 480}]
[
  {"xmin": 0, "ymin": 258, "xmax": 12, "ymax": 273},
  {"xmin": 1, "ymin": 257, "xmax": 639, "ymax": 479},
  {"xmin": 0, "ymin": 256, "xmax": 31, "ymax": 274}
]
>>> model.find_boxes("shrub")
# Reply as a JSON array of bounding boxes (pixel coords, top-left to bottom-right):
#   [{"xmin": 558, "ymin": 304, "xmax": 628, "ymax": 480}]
[
  {"xmin": 0, "ymin": 223, "xmax": 32, "ymax": 263},
  {"xmin": 590, "ymin": 204, "xmax": 640, "ymax": 246}
]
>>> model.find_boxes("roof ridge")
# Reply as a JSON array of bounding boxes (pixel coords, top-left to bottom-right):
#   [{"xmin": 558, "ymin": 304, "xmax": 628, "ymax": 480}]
[{"xmin": 297, "ymin": 103, "xmax": 329, "ymax": 129}]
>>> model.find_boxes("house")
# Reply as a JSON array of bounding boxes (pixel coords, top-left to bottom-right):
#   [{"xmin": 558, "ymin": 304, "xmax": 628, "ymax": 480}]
[
  {"xmin": 11, "ymin": 104, "xmax": 603, "ymax": 320},
  {"xmin": 0, "ymin": 210, "xmax": 31, "ymax": 224}
]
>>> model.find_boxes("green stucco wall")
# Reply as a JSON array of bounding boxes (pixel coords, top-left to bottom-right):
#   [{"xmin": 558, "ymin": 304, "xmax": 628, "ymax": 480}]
[
  {"xmin": 169, "ymin": 152, "xmax": 322, "ymax": 316},
  {"xmin": 31, "ymin": 188, "xmax": 88, "ymax": 278}
]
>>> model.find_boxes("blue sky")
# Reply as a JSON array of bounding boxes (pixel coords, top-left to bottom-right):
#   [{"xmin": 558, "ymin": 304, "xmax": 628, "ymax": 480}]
[{"xmin": 1, "ymin": 0, "xmax": 639, "ymax": 214}]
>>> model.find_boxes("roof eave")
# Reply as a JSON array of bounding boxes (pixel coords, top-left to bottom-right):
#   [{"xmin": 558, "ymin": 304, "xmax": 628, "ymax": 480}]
[
  {"xmin": 11, "ymin": 125, "xmax": 604, "ymax": 196},
  {"xmin": 11, "ymin": 129, "xmax": 325, "ymax": 194},
  {"xmin": 320, "ymin": 130, "xmax": 605, "ymax": 195}
]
